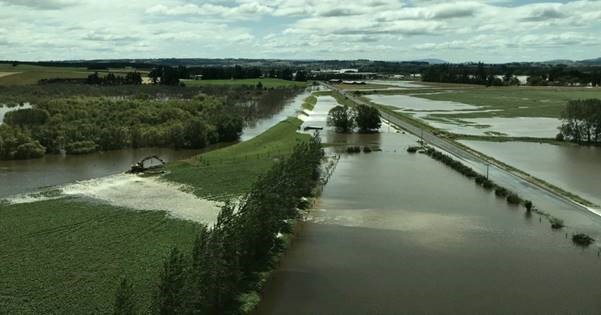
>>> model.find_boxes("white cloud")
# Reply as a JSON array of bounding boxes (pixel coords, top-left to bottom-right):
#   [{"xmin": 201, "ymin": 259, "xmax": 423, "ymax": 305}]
[{"xmin": 1, "ymin": 0, "xmax": 601, "ymax": 61}]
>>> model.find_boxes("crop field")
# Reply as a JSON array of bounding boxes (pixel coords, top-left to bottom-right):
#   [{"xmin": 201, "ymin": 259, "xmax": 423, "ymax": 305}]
[
  {"xmin": 0, "ymin": 198, "xmax": 200, "ymax": 314},
  {"xmin": 413, "ymin": 86, "xmax": 601, "ymax": 118},
  {"xmin": 165, "ymin": 116, "xmax": 310, "ymax": 200},
  {"xmin": 181, "ymin": 78, "xmax": 308, "ymax": 88}
]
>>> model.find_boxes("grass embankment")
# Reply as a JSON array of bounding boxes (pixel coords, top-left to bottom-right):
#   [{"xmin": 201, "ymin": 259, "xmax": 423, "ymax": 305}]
[
  {"xmin": 0, "ymin": 198, "xmax": 200, "ymax": 314},
  {"xmin": 181, "ymin": 78, "xmax": 308, "ymax": 89},
  {"xmin": 165, "ymin": 117, "xmax": 309, "ymax": 201},
  {"xmin": 0, "ymin": 64, "xmax": 147, "ymax": 86}
]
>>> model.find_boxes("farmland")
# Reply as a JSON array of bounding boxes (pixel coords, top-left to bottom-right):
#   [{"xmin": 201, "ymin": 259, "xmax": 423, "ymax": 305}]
[
  {"xmin": 0, "ymin": 64, "xmax": 148, "ymax": 86},
  {"xmin": 0, "ymin": 93, "xmax": 313, "ymax": 313},
  {"xmin": 181, "ymin": 78, "xmax": 308, "ymax": 88},
  {"xmin": 0, "ymin": 198, "xmax": 200, "ymax": 314}
]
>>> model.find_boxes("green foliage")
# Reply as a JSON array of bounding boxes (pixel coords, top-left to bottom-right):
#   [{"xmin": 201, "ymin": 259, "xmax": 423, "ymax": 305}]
[
  {"xmin": 114, "ymin": 278, "xmax": 137, "ymax": 315},
  {"xmin": 165, "ymin": 117, "xmax": 310, "ymax": 200},
  {"xmin": 559, "ymin": 99, "xmax": 601, "ymax": 143},
  {"xmin": 506, "ymin": 193, "xmax": 522, "ymax": 205},
  {"xmin": 327, "ymin": 105, "xmax": 356, "ymax": 133},
  {"xmin": 355, "ymin": 104, "xmax": 381, "ymax": 132},
  {"xmin": 152, "ymin": 248, "xmax": 188, "ymax": 315},
  {"xmin": 0, "ymin": 96, "xmax": 243, "ymax": 160},
  {"xmin": 182, "ymin": 78, "xmax": 307, "ymax": 89},
  {"xmin": 3, "ymin": 108, "xmax": 49, "ymax": 125},
  {"xmin": 147, "ymin": 135, "xmax": 324, "ymax": 314},
  {"xmin": 0, "ymin": 199, "xmax": 200, "ymax": 314},
  {"xmin": 0, "ymin": 124, "xmax": 46, "ymax": 160}
]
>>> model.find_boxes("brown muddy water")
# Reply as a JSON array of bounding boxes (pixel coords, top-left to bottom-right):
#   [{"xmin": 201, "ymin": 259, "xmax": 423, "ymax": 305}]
[
  {"xmin": 256, "ymin": 99, "xmax": 601, "ymax": 315},
  {"xmin": 460, "ymin": 140, "xmax": 601, "ymax": 207},
  {"xmin": 0, "ymin": 90, "xmax": 312, "ymax": 198}
]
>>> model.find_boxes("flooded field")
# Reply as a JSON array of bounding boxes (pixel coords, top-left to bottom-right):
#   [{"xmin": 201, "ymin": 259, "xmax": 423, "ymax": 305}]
[
  {"xmin": 366, "ymin": 94, "xmax": 562, "ymax": 137},
  {"xmin": 460, "ymin": 140, "xmax": 601, "ymax": 207},
  {"xmin": 366, "ymin": 80, "xmax": 426, "ymax": 88},
  {"xmin": 257, "ymin": 129, "xmax": 601, "ymax": 314}
]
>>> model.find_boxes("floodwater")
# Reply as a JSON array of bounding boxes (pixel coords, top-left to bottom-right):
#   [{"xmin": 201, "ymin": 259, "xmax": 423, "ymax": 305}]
[
  {"xmin": 366, "ymin": 80, "xmax": 426, "ymax": 88},
  {"xmin": 257, "ymin": 132, "xmax": 601, "ymax": 315},
  {"xmin": 366, "ymin": 94, "xmax": 562, "ymax": 137},
  {"xmin": 0, "ymin": 89, "xmax": 310, "ymax": 198},
  {"xmin": 460, "ymin": 140, "xmax": 601, "ymax": 207}
]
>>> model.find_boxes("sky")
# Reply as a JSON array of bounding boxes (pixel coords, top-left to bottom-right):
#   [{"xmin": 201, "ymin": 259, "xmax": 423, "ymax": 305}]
[{"xmin": 1, "ymin": 0, "xmax": 600, "ymax": 63}]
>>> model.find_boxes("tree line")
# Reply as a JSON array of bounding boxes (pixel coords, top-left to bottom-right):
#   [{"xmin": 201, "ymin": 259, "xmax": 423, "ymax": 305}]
[
  {"xmin": 0, "ymin": 97, "xmax": 243, "ymax": 160},
  {"xmin": 86, "ymin": 72, "xmax": 143, "ymax": 85},
  {"xmin": 148, "ymin": 65, "xmax": 308, "ymax": 85},
  {"xmin": 422, "ymin": 63, "xmax": 601, "ymax": 87},
  {"xmin": 114, "ymin": 135, "xmax": 323, "ymax": 314},
  {"xmin": 327, "ymin": 104, "xmax": 381, "ymax": 133},
  {"xmin": 558, "ymin": 99, "xmax": 601, "ymax": 143}
]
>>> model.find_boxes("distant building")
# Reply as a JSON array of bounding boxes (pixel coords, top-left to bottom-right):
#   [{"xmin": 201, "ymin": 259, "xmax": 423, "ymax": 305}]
[{"xmin": 193, "ymin": 75, "xmax": 203, "ymax": 80}]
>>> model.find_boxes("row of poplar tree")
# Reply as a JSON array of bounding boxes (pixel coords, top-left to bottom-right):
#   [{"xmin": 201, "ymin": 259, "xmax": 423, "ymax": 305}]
[{"xmin": 114, "ymin": 135, "xmax": 324, "ymax": 315}]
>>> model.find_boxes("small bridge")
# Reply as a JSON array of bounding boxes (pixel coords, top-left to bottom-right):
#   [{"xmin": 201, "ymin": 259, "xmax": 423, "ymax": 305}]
[{"xmin": 127, "ymin": 155, "xmax": 166, "ymax": 174}]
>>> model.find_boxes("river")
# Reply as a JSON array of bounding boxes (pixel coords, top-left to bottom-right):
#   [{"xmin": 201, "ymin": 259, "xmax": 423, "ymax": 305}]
[
  {"xmin": 0, "ymin": 89, "xmax": 313, "ymax": 198},
  {"xmin": 257, "ymin": 96, "xmax": 601, "ymax": 315}
]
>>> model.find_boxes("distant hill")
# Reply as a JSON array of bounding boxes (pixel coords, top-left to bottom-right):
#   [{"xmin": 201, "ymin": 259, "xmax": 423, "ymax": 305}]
[
  {"xmin": 411, "ymin": 58, "xmax": 448, "ymax": 64},
  {"xmin": 541, "ymin": 57, "xmax": 601, "ymax": 66}
]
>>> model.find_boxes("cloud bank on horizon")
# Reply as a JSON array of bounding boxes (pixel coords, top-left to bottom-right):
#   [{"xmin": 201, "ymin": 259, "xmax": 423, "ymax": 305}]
[{"xmin": 0, "ymin": 0, "xmax": 600, "ymax": 62}]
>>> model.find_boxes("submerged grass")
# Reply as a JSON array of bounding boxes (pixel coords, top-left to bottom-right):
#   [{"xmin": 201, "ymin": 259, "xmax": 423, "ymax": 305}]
[{"xmin": 404, "ymin": 86, "xmax": 601, "ymax": 118}]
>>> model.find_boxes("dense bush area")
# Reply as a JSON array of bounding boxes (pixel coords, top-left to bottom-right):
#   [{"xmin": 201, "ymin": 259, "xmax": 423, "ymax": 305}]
[
  {"xmin": 114, "ymin": 135, "xmax": 323, "ymax": 314},
  {"xmin": 0, "ymin": 97, "xmax": 243, "ymax": 160}
]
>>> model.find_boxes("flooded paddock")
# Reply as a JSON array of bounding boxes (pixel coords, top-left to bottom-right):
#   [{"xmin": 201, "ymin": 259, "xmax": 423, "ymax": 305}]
[
  {"xmin": 460, "ymin": 140, "xmax": 601, "ymax": 207},
  {"xmin": 256, "ymin": 130, "xmax": 601, "ymax": 315},
  {"xmin": 365, "ymin": 94, "xmax": 562, "ymax": 138}
]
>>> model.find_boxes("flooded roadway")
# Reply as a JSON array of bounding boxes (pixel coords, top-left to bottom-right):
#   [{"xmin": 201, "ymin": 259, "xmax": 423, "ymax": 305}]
[{"xmin": 257, "ymin": 96, "xmax": 601, "ymax": 314}]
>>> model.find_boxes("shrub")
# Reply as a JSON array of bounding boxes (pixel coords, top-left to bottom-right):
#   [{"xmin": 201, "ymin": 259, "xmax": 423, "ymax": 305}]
[
  {"xmin": 346, "ymin": 146, "xmax": 361, "ymax": 154},
  {"xmin": 407, "ymin": 146, "xmax": 420, "ymax": 153},
  {"xmin": 482, "ymin": 179, "xmax": 494, "ymax": 190},
  {"xmin": 362, "ymin": 146, "xmax": 372, "ymax": 153},
  {"xmin": 572, "ymin": 233, "xmax": 595, "ymax": 246},
  {"xmin": 550, "ymin": 217, "xmax": 564, "ymax": 229},
  {"xmin": 495, "ymin": 187, "xmax": 508, "ymax": 198},
  {"xmin": 507, "ymin": 193, "xmax": 522, "ymax": 205},
  {"xmin": 475, "ymin": 175, "xmax": 486, "ymax": 185},
  {"xmin": 523, "ymin": 200, "xmax": 533, "ymax": 211}
]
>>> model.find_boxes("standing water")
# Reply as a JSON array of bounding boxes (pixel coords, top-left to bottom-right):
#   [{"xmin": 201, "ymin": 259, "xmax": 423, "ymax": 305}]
[{"xmin": 256, "ymin": 97, "xmax": 601, "ymax": 315}]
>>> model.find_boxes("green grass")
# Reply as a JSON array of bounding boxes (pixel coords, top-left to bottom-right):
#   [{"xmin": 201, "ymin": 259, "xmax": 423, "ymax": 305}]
[
  {"xmin": 165, "ymin": 117, "xmax": 310, "ymax": 200},
  {"xmin": 181, "ymin": 78, "xmax": 308, "ymax": 89},
  {"xmin": 0, "ymin": 198, "xmax": 200, "ymax": 314},
  {"xmin": 414, "ymin": 86, "xmax": 601, "ymax": 118}
]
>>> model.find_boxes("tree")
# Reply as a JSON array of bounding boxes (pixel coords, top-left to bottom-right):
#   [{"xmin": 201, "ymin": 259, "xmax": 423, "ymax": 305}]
[
  {"xmin": 153, "ymin": 248, "xmax": 187, "ymax": 315},
  {"xmin": 327, "ymin": 105, "xmax": 356, "ymax": 133},
  {"xmin": 114, "ymin": 278, "xmax": 137, "ymax": 315},
  {"xmin": 355, "ymin": 105, "xmax": 381, "ymax": 132}
]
